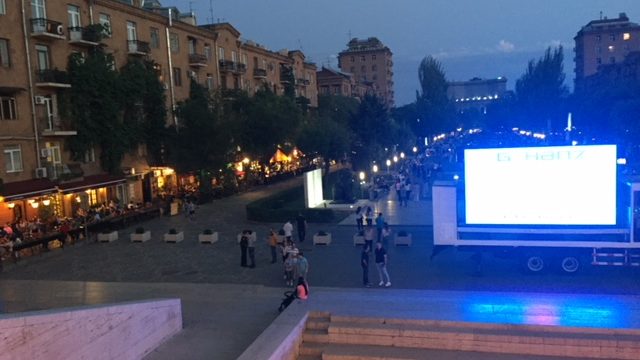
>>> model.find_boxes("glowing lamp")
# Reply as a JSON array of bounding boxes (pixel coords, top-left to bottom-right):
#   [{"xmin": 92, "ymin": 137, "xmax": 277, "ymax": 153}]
[
  {"xmin": 453, "ymin": 174, "xmax": 460, "ymax": 181},
  {"xmin": 386, "ymin": 159, "xmax": 391, "ymax": 167},
  {"xmin": 400, "ymin": 152, "xmax": 405, "ymax": 159},
  {"xmin": 571, "ymin": 140, "xmax": 578, "ymax": 146},
  {"xmin": 372, "ymin": 165, "xmax": 379, "ymax": 173},
  {"xmin": 412, "ymin": 146, "xmax": 418, "ymax": 153},
  {"xmin": 359, "ymin": 171, "xmax": 366, "ymax": 181},
  {"xmin": 75, "ymin": 196, "xmax": 82, "ymax": 203},
  {"xmin": 7, "ymin": 202, "xmax": 15, "ymax": 209},
  {"xmin": 30, "ymin": 201, "xmax": 39, "ymax": 209},
  {"xmin": 393, "ymin": 156, "xmax": 398, "ymax": 163},
  {"xmin": 242, "ymin": 157, "xmax": 250, "ymax": 164},
  {"xmin": 42, "ymin": 199, "xmax": 51, "ymax": 206}
]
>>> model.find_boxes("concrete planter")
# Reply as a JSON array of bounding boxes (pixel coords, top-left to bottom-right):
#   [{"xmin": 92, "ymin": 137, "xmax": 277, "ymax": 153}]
[
  {"xmin": 164, "ymin": 232, "xmax": 184, "ymax": 243},
  {"xmin": 131, "ymin": 231, "xmax": 151, "ymax": 242},
  {"xmin": 199, "ymin": 232, "xmax": 219, "ymax": 244},
  {"xmin": 353, "ymin": 234, "xmax": 365, "ymax": 246},
  {"xmin": 97, "ymin": 231, "xmax": 118, "ymax": 243},
  {"xmin": 394, "ymin": 233, "xmax": 412, "ymax": 246},
  {"xmin": 313, "ymin": 233, "xmax": 332, "ymax": 245}
]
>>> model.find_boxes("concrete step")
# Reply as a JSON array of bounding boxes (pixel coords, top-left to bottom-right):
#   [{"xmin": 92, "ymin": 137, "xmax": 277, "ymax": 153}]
[
  {"xmin": 299, "ymin": 342, "xmax": 324, "ymax": 356},
  {"xmin": 306, "ymin": 318, "xmax": 330, "ymax": 331},
  {"xmin": 313, "ymin": 343, "xmax": 572, "ymax": 360},
  {"xmin": 324, "ymin": 320, "xmax": 640, "ymax": 359},
  {"xmin": 303, "ymin": 329, "xmax": 330, "ymax": 343},
  {"xmin": 297, "ymin": 355, "xmax": 322, "ymax": 360}
]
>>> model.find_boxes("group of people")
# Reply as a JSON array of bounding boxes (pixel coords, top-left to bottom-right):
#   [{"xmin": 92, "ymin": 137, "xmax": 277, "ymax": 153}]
[
  {"xmin": 394, "ymin": 176, "xmax": 413, "ymax": 207},
  {"xmin": 361, "ymin": 241, "xmax": 391, "ymax": 288}
]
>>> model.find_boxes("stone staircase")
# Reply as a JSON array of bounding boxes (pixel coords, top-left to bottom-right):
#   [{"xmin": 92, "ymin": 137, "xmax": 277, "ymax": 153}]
[{"xmin": 297, "ymin": 312, "xmax": 640, "ymax": 360}]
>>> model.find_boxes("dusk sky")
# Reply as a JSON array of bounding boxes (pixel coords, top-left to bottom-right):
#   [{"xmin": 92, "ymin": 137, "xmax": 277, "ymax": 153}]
[{"xmin": 163, "ymin": 0, "xmax": 639, "ymax": 106}]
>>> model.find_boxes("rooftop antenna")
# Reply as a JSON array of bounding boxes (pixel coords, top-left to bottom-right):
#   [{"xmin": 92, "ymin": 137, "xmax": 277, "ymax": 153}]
[
  {"xmin": 189, "ymin": 0, "xmax": 195, "ymax": 13},
  {"xmin": 297, "ymin": 38, "xmax": 304, "ymax": 51},
  {"xmin": 600, "ymin": 11, "xmax": 603, "ymax": 20},
  {"xmin": 348, "ymin": 29, "xmax": 352, "ymax": 41},
  {"xmin": 208, "ymin": 0, "xmax": 214, "ymax": 24}
]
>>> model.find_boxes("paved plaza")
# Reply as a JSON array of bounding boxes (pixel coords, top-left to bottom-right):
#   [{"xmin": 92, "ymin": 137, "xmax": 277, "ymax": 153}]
[{"xmin": 2, "ymin": 174, "xmax": 640, "ymax": 359}]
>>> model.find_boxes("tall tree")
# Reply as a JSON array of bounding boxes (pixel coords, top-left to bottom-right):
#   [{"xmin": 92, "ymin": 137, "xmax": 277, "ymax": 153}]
[
  {"xmin": 415, "ymin": 56, "xmax": 454, "ymax": 137},
  {"xmin": 515, "ymin": 46, "xmax": 568, "ymax": 132},
  {"xmin": 349, "ymin": 95, "xmax": 395, "ymax": 170}
]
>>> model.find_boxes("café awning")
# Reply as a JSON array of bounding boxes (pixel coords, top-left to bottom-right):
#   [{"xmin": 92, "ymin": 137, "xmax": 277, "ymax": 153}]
[
  {"xmin": 58, "ymin": 174, "xmax": 127, "ymax": 194},
  {"xmin": 270, "ymin": 149, "xmax": 291, "ymax": 163},
  {"xmin": 1, "ymin": 178, "xmax": 58, "ymax": 201}
]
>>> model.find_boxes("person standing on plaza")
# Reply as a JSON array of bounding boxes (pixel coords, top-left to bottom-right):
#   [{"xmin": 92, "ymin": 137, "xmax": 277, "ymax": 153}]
[
  {"xmin": 395, "ymin": 180, "xmax": 403, "ymax": 204},
  {"xmin": 284, "ymin": 249, "xmax": 297, "ymax": 286},
  {"xmin": 268, "ymin": 229, "xmax": 278, "ymax": 264},
  {"xmin": 374, "ymin": 241, "xmax": 391, "ymax": 287},
  {"xmin": 375, "ymin": 213, "xmax": 385, "ymax": 242},
  {"xmin": 239, "ymin": 232, "xmax": 249, "ymax": 267},
  {"xmin": 296, "ymin": 212, "xmax": 307, "ymax": 243},
  {"xmin": 381, "ymin": 223, "xmax": 391, "ymax": 248},
  {"xmin": 283, "ymin": 220, "xmax": 293, "ymax": 242},
  {"xmin": 361, "ymin": 245, "xmax": 372, "ymax": 287},
  {"xmin": 296, "ymin": 251, "xmax": 309, "ymax": 280},
  {"xmin": 404, "ymin": 179, "xmax": 412, "ymax": 206},
  {"xmin": 364, "ymin": 225, "xmax": 375, "ymax": 250},
  {"xmin": 247, "ymin": 231, "xmax": 256, "ymax": 268},
  {"xmin": 355, "ymin": 206, "xmax": 364, "ymax": 231},
  {"xmin": 365, "ymin": 207, "xmax": 373, "ymax": 226}
]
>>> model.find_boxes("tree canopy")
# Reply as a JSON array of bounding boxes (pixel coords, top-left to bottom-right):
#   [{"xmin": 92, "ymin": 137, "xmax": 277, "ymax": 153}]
[{"xmin": 415, "ymin": 56, "xmax": 454, "ymax": 136}]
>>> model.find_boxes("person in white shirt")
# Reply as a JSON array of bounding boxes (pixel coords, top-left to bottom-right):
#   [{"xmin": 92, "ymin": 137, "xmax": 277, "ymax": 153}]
[{"xmin": 283, "ymin": 221, "xmax": 293, "ymax": 242}]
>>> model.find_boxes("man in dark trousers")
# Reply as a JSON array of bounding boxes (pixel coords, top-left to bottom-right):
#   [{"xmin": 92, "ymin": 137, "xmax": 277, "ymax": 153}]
[
  {"xmin": 361, "ymin": 245, "xmax": 372, "ymax": 287},
  {"xmin": 238, "ymin": 231, "xmax": 249, "ymax": 267},
  {"xmin": 296, "ymin": 212, "xmax": 307, "ymax": 243}
]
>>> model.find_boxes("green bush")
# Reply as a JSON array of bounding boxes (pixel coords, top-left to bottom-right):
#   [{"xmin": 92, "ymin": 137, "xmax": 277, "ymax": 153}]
[{"xmin": 246, "ymin": 186, "xmax": 335, "ymax": 223}]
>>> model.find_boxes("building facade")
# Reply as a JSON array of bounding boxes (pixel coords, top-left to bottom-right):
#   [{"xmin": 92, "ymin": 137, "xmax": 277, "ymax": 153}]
[
  {"xmin": 447, "ymin": 77, "xmax": 508, "ymax": 113},
  {"xmin": 316, "ymin": 67, "xmax": 370, "ymax": 99},
  {"xmin": 574, "ymin": 12, "xmax": 640, "ymax": 89},
  {"xmin": 337, "ymin": 37, "xmax": 394, "ymax": 108},
  {"xmin": 0, "ymin": 0, "xmax": 317, "ymax": 223}
]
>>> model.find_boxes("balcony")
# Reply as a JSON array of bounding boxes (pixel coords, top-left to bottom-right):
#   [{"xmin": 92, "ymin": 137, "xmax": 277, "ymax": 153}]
[
  {"xmin": 189, "ymin": 53, "xmax": 208, "ymax": 67},
  {"xmin": 42, "ymin": 115, "xmax": 77, "ymax": 137},
  {"xmin": 297, "ymin": 78, "xmax": 311, "ymax": 86},
  {"xmin": 219, "ymin": 61, "xmax": 246, "ymax": 74},
  {"xmin": 68, "ymin": 26, "xmax": 103, "ymax": 47},
  {"xmin": 35, "ymin": 69, "xmax": 71, "ymax": 88},
  {"xmin": 46, "ymin": 163, "xmax": 83, "ymax": 181},
  {"xmin": 253, "ymin": 68, "xmax": 267, "ymax": 78},
  {"xmin": 30, "ymin": 18, "xmax": 66, "ymax": 40},
  {"xmin": 127, "ymin": 40, "xmax": 150, "ymax": 56}
]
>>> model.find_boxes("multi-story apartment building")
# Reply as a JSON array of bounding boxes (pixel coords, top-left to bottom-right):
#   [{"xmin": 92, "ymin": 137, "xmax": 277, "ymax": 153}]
[
  {"xmin": 574, "ymin": 12, "xmax": 640, "ymax": 90},
  {"xmin": 0, "ymin": 0, "xmax": 317, "ymax": 224},
  {"xmin": 316, "ymin": 67, "xmax": 370, "ymax": 99},
  {"xmin": 337, "ymin": 37, "xmax": 394, "ymax": 108},
  {"xmin": 447, "ymin": 77, "xmax": 508, "ymax": 113}
]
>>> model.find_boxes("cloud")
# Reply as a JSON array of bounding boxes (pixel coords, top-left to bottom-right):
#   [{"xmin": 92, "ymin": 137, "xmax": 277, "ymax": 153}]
[{"xmin": 497, "ymin": 40, "xmax": 515, "ymax": 53}]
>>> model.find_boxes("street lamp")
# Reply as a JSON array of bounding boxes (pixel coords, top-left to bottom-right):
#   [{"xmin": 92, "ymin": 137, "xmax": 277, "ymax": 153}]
[
  {"xmin": 412, "ymin": 146, "xmax": 418, "ymax": 153},
  {"xmin": 393, "ymin": 156, "xmax": 398, "ymax": 163},
  {"xmin": 400, "ymin": 152, "xmax": 405, "ymax": 159},
  {"xmin": 372, "ymin": 164, "xmax": 379, "ymax": 173},
  {"xmin": 386, "ymin": 159, "xmax": 391, "ymax": 173},
  {"xmin": 359, "ymin": 171, "xmax": 366, "ymax": 181}
]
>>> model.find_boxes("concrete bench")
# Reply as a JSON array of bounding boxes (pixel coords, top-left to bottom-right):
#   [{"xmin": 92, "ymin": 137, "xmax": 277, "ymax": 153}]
[
  {"xmin": 198, "ymin": 232, "xmax": 219, "ymax": 244},
  {"xmin": 131, "ymin": 230, "xmax": 151, "ymax": 242},
  {"xmin": 97, "ymin": 231, "xmax": 118, "ymax": 242},
  {"xmin": 313, "ymin": 233, "xmax": 332, "ymax": 245}
]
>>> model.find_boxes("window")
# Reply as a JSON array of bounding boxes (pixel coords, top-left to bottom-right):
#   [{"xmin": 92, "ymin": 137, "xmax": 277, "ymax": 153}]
[
  {"xmin": 610, "ymin": 57, "xmax": 616, "ymax": 64},
  {"xmin": 204, "ymin": 44, "xmax": 211, "ymax": 61},
  {"xmin": 0, "ymin": 97, "xmax": 17, "ymax": 120},
  {"xmin": 218, "ymin": 47, "xmax": 225, "ymax": 61},
  {"xmin": 67, "ymin": 5, "xmax": 81, "ymax": 28},
  {"xmin": 361, "ymin": 65, "xmax": 366, "ymax": 72},
  {"xmin": 372, "ymin": 54, "xmax": 376, "ymax": 60},
  {"xmin": 361, "ymin": 55, "xmax": 365, "ymax": 61},
  {"xmin": 83, "ymin": 147, "xmax": 95, "ymax": 163},
  {"xmin": 126, "ymin": 21, "xmax": 137, "ymax": 41},
  {"xmin": 624, "ymin": 33, "xmax": 631, "ymax": 41},
  {"xmin": 596, "ymin": 35, "xmax": 601, "ymax": 42},
  {"xmin": 0, "ymin": 38, "xmax": 9, "ymax": 67},
  {"xmin": 610, "ymin": 33, "xmax": 616, "ymax": 41},
  {"xmin": 35, "ymin": 44, "xmax": 49, "ymax": 70},
  {"xmin": 350, "ymin": 56, "xmax": 354, "ymax": 62},
  {"xmin": 350, "ymin": 66, "xmax": 355, "ymax": 73},
  {"xmin": 372, "ymin": 65, "xmax": 377, "ymax": 71},
  {"xmin": 206, "ymin": 73, "xmax": 214, "ymax": 89},
  {"xmin": 0, "ymin": 0, "xmax": 6, "ymax": 15},
  {"xmin": 608, "ymin": 45, "xmax": 615, "ymax": 52},
  {"xmin": 231, "ymin": 51, "xmax": 237, "ymax": 63},
  {"xmin": 172, "ymin": 67, "xmax": 182, "ymax": 86},
  {"xmin": 187, "ymin": 37, "xmax": 196, "ymax": 54},
  {"xmin": 31, "ymin": 0, "xmax": 46, "ymax": 19},
  {"xmin": 169, "ymin": 33, "xmax": 179, "ymax": 53},
  {"xmin": 596, "ymin": 46, "xmax": 601, "ymax": 54},
  {"xmin": 242, "ymin": 54, "xmax": 247, "ymax": 65},
  {"xmin": 596, "ymin": 57, "xmax": 602, "ymax": 65},
  {"xmin": 4, "ymin": 145, "xmax": 22, "ymax": 173},
  {"xmin": 187, "ymin": 70, "xmax": 197, "ymax": 82},
  {"xmin": 373, "ymin": 74, "xmax": 377, "ymax": 81},
  {"xmin": 150, "ymin": 27, "xmax": 160, "ymax": 48},
  {"xmin": 99, "ymin": 13, "xmax": 111, "ymax": 37}
]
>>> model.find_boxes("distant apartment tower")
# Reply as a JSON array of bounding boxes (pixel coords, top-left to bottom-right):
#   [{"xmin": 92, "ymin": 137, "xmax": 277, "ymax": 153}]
[
  {"xmin": 316, "ymin": 67, "xmax": 370, "ymax": 99},
  {"xmin": 574, "ymin": 12, "xmax": 640, "ymax": 89},
  {"xmin": 447, "ymin": 77, "xmax": 508, "ymax": 113},
  {"xmin": 338, "ymin": 37, "xmax": 394, "ymax": 108}
]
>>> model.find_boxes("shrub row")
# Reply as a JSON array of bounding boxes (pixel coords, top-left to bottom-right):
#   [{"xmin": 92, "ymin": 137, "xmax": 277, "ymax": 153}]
[{"xmin": 246, "ymin": 186, "xmax": 335, "ymax": 223}]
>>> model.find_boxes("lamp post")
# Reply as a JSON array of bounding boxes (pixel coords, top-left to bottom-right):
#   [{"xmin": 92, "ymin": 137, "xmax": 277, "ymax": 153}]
[
  {"xmin": 400, "ymin": 152, "xmax": 405, "ymax": 159},
  {"xmin": 412, "ymin": 146, "xmax": 418, "ymax": 153},
  {"xmin": 372, "ymin": 164, "xmax": 379, "ymax": 173},
  {"xmin": 386, "ymin": 159, "xmax": 391, "ymax": 173}
]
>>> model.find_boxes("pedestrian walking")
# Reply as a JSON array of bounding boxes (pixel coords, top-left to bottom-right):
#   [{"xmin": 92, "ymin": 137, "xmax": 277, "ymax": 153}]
[
  {"xmin": 296, "ymin": 213, "xmax": 307, "ymax": 243},
  {"xmin": 283, "ymin": 220, "xmax": 293, "ymax": 242},
  {"xmin": 404, "ymin": 179, "xmax": 412, "ymax": 205},
  {"xmin": 296, "ymin": 251, "xmax": 309, "ymax": 280},
  {"xmin": 268, "ymin": 229, "xmax": 278, "ymax": 264},
  {"xmin": 395, "ymin": 180, "xmax": 403, "ymax": 203},
  {"xmin": 364, "ymin": 225, "xmax": 375, "ymax": 250},
  {"xmin": 248, "ymin": 231, "xmax": 256, "ymax": 268},
  {"xmin": 381, "ymin": 223, "xmax": 391, "ymax": 248},
  {"xmin": 361, "ymin": 245, "xmax": 371, "ymax": 287},
  {"xmin": 375, "ymin": 213, "xmax": 385, "ymax": 242},
  {"xmin": 365, "ymin": 207, "xmax": 373, "ymax": 226},
  {"xmin": 238, "ymin": 231, "xmax": 249, "ymax": 267},
  {"xmin": 355, "ymin": 206, "xmax": 364, "ymax": 231},
  {"xmin": 374, "ymin": 241, "xmax": 391, "ymax": 287}
]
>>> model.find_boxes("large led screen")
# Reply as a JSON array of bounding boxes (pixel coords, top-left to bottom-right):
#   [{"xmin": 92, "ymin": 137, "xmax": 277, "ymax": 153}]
[
  {"xmin": 304, "ymin": 168, "xmax": 324, "ymax": 208},
  {"xmin": 464, "ymin": 145, "xmax": 617, "ymax": 225}
]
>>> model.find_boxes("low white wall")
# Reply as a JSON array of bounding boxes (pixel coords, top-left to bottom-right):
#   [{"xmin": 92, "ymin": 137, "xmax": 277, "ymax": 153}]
[{"xmin": 0, "ymin": 298, "xmax": 182, "ymax": 360}]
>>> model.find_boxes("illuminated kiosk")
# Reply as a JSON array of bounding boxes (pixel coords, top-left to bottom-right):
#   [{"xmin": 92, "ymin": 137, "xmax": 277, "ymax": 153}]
[
  {"xmin": 304, "ymin": 168, "xmax": 324, "ymax": 208},
  {"xmin": 433, "ymin": 144, "xmax": 640, "ymax": 272}
]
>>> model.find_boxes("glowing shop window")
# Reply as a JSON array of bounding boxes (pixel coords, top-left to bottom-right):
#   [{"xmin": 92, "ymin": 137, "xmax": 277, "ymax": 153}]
[{"xmin": 623, "ymin": 33, "xmax": 631, "ymax": 41}]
